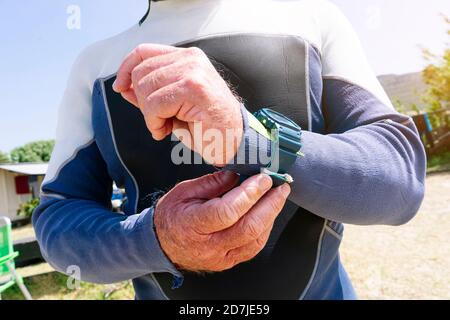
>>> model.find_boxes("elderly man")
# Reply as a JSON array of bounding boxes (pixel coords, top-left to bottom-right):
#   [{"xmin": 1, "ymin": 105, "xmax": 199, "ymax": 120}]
[{"xmin": 33, "ymin": 0, "xmax": 426, "ymax": 300}]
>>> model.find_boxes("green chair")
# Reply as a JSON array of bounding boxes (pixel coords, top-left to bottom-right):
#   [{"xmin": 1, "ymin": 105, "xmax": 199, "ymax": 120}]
[{"xmin": 0, "ymin": 216, "xmax": 32, "ymax": 300}]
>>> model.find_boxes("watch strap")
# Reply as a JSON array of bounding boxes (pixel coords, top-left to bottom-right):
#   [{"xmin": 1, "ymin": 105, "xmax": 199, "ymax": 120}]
[{"xmin": 247, "ymin": 111, "xmax": 273, "ymax": 141}]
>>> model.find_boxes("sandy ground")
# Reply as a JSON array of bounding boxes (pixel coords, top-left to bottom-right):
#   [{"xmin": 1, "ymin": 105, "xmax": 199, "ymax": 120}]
[
  {"xmin": 12, "ymin": 224, "xmax": 34, "ymax": 241},
  {"xmin": 340, "ymin": 172, "xmax": 450, "ymax": 300}
]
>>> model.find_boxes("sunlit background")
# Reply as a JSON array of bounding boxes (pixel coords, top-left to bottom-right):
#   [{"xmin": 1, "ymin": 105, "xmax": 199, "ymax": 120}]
[{"xmin": 0, "ymin": 0, "xmax": 448, "ymax": 151}]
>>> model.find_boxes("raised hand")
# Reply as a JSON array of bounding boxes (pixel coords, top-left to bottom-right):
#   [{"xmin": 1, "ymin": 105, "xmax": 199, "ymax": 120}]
[{"xmin": 113, "ymin": 44, "xmax": 243, "ymax": 167}]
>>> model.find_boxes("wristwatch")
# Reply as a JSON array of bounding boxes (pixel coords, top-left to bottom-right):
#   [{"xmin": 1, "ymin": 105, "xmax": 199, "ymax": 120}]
[{"xmin": 250, "ymin": 108, "xmax": 303, "ymax": 185}]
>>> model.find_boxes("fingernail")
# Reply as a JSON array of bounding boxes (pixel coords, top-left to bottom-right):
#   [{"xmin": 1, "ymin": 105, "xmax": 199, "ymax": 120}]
[
  {"xmin": 259, "ymin": 174, "xmax": 273, "ymax": 189},
  {"xmin": 281, "ymin": 183, "xmax": 291, "ymax": 196},
  {"xmin": 221, "ymin": 170, "xmax": 235, "ymax": 179}
]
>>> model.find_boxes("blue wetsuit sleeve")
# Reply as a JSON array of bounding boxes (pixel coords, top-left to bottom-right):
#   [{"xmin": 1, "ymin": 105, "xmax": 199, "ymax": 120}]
[{"xmin": 33, "ymin": 51, "xmax": 181, "ymax": 284}]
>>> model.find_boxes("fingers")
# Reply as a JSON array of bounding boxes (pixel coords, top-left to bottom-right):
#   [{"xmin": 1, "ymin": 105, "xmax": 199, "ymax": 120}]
[
  {"xmin": 213, "ymin": 183, "xmax": 291, "ymax": 249},
  {"xmin": 120, "ymin": 85, "xmax": 139, "ymax": 106},
  {"xmin": 113, "ymin": 43, "xmax": 179, "ymax": 93},
  {"xmin": 141, "ymin": 80, "xmax": 199, "ymax": 140},
  {"xmin": 113, "ymin": 45, "xmax": 219, "ymax": 142},
  {"xmin": 195, "ymin": 174, "xmax": 273, "ymax": 234},
  {"xmin": 175, "ymin": 170, "xmax": 239, "ymax": 201},
  {"xmin": 139, "ymin": 81, "xmax": 185, "ymax": 140},
  {"xmin": 172, "ymin": 118, "xmax": 193, "ymax": 146},
  {"xmin": 222, "ymin": 227, "xmax": 272, "ymax": 270},
  {"xmin": 219, "ymin": 174, "xmax": 273, "ymax": 222},
  {"xmin": 131, "ymin": 50, "xmax": 192, "ymax": 88}
]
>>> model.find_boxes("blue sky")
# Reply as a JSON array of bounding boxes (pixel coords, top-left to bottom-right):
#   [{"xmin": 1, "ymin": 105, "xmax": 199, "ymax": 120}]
[{"xmin": 0, "ymin": 0, "xmax": 449, "ymax": 152}]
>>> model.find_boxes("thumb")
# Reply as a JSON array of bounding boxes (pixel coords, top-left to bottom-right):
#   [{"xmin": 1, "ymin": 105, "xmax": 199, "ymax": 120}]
[
  {"xmin": 177, "ymin": 171, "xmax": 239, "ymax": 200},
  {"xmin": 120, "ymin": 88, "xmax": 139, "ymax": 107}
]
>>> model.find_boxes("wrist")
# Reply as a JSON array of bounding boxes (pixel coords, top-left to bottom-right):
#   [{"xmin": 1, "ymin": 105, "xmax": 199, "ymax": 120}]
[
  {"xmin": 222, "ymin": 105, "xmax": 272, "ymax": 175},
  {"xmin": 252, "ymin": 108, "xmax": 303, "ymax": 185},
  {"xmin": 151, "ymin": 193, "xmax": 175, "ymax": 266},
  {"xmin": 220, "ymin": 105, "xmax": 304, "ymax": 180},
  {"xmin": 138, "ymin": 204, "xmax": 184, "ymax": 288}
]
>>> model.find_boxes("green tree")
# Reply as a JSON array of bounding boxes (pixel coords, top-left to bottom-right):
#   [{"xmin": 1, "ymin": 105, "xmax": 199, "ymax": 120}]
[
  {"xmin": 0, "ymin": 151, "xmax": 10, "ymax": 163},
  {"xmin": 10, "ymin": 140, "xmax": 55, "ymax": 163},
  {"xmin": 393, "ymin": 98, "xmax": 421, "ymax": 115},
  {"xmin": 421, "ymin": 15, "xmax": 450, "ymax": 128}
]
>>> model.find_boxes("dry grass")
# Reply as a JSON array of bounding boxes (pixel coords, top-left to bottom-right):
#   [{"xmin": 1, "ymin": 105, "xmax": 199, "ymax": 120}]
[
  {"xmin": 2, "ymin": 270, "xmax": 134, "ymax": 300},
  {"xmin": 340, "ymin": 172, "xmax": 450, "ymax": 299}
]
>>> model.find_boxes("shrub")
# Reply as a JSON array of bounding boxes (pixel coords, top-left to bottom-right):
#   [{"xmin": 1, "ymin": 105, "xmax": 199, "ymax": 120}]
[{"xmin": 17, "ymin": 198, "xmax": 40, "ymax": 218}]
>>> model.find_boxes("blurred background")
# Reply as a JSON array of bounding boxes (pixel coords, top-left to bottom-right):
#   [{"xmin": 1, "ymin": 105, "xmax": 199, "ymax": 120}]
[{"xmin": 0, "ymin": 0, "xmax": 449, "ymax": 300}]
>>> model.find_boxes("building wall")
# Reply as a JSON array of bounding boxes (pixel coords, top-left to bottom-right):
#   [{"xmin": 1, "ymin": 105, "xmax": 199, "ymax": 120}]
[
  {"xmin": 0, "ymin": 170, "xmax": 34, "ymax": 220},
  {"xmin": 0, "ymin": 170, "xmax": 8, "ymax": 218}
]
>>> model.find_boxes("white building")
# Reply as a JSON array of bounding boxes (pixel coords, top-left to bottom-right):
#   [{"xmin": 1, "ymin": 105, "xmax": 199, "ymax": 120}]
[{"xmin": 0, "ymin": 163, "xmax": 47, "ymax": 221}]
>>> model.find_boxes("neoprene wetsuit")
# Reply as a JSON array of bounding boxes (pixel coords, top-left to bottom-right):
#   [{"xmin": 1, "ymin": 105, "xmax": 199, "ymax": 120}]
[{"xmin": 33, "ymin": 0, "xmax": 426, "ymax": 300}]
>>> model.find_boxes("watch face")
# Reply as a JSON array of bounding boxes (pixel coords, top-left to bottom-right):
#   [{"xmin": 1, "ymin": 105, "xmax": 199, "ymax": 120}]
[
  {"xmin": 267, "ymin": 109, "xmax": 297, "ymax": 127},
  {"xmin": 269, "ymin": 111, "xmax": 288, "ymax": 123}
]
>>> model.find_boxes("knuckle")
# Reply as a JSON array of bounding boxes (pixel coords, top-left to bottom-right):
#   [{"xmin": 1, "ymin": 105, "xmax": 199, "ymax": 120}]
[
  {"xmin": 135, "ymin": 44, "xmax": 148, "ymax": 57},
  {"xmin": 243, "ymin": 219, "xmax": 263, "ymax": 240},
  {"xmin": 207, "ymin": 172, "xmax": 225, "ymax": 188},
  {"xmin": 183, "ymin": 75, "xmax": 207, "ymax": 94},
  {"xmin": 141, "ymin": 99, "xmax": 154, "ymax": 116},
  {"xmin": 220, "ymin": 202, "xmax": 240, "ymax": 225},
  {"xmin": 184, "ymin": 75, "xmax": 202, "ymax": 88},
  {"xmin": 270, "ymin": 201, "xmax": 283, "ymax": 213},
  {"xmin": 233, "ymin": 186, "xmax": 258, "ymax": 212},
  {"xmin": 187, "ymin": 241, "xmax": 210, "ymax": 263},
  {"xmin": 189, "ymin": 201, "xmax": 220, "ymax": 233},
  {"xmin": 148, "ymin": 73, "xmax": 161, "ymax": 89},
  {"xmin": 255, "ymin": 233, "xmax": 269, "ymax": 248},
  {"xmin": 174, "ymin": 179, "xmax": 190, "ymax": 190},
  {"xmin": 170, "ymin": 180, "xmax": 190, "ymax": 196},
  {"xmin": 190, "ymin": 219, "xmax": 208, "ymax": 236},
  {"xmin": 243, "ymin": 184, "xmax": 261, "ymax": 201},
  {"xmin": 210, "ymin": 200, "xmax": 233, "ymax": 226},
  {"xmin": 185, "ymin": 58, "xmax": 202, "ymax": 70},
  {"xmin": 225, "ymin": 201, "xmax": 245, "ymax": 221},
  {"xmin": 270, "ymin": 195, "xmax": 286, "ymax": 213},
  {"xmin": 225, "ymin": 250, "xmax": 241, "ymax": 267},
  {"xmin": 187, "ymin": 46, "xmax": 205, "ymax": 57},
  {"xmin": 133, "ymin": 60, "xmax": 155, "ymax": 84},
  {"xmin": 135, "ymin": 78, "xmax": 147, "ymax": 93},
  {"xmin": 131, "ymin": 67, "xmax": 140, "ymax": 84},
  {"xmin": 144, "ymin": 119, "xmax": 156, "ymax": 135},
  {"xmin": 157, "ymin": 89, "xmax": 176, "ymax": 106},
  {"xmin": 246, "ymin": 185, "xmax": 260, "ymax": 200},
  {"xmin": 148, "ymin": 121, "xmax": 163, "ymax": 131},
  {"xmin": 278, "ymin": 185, "xmax": 290, "ymax": 199}
]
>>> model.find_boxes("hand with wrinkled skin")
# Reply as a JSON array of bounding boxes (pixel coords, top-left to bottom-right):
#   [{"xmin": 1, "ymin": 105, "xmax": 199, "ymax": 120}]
[
  {"xmin": 154, "ymin": 171, "xmax": 291, "ymax": 273},
  {"xmin": 113, "ymin": 43, "xmax": 243, "ymax": 167}
]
